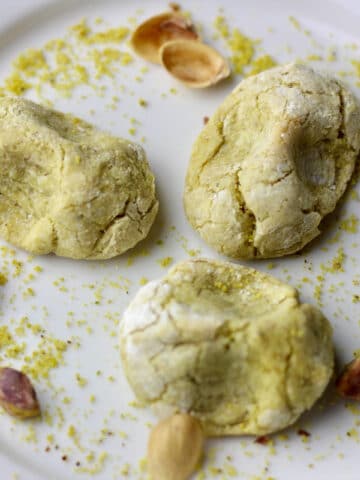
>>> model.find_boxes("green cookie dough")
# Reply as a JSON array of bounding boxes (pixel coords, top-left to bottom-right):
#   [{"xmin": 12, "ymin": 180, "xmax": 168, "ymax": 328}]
[
  {"xmin": 184, "ymin": 63, "xmax": 360, "ymax": 259},
  {"xmin": 119, "ymin": 258, "xmax": 334, "ymax": 436},
  {"xmin": 0, "ymin": 96, "xmax": 158, "ymax": 259}
]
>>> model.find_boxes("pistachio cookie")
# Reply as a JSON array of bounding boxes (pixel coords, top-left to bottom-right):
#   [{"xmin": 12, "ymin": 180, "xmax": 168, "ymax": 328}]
[
  {"xmin": 120, "ymin": 258, "xmax": 334, "ymax": 436},
  {"xmin": 0, "ymin": 96, "xmax": 158, "ymax": 259},
  {"xmin": 184, "ymin": 63, "xmax": 360, "ymax": 258}
]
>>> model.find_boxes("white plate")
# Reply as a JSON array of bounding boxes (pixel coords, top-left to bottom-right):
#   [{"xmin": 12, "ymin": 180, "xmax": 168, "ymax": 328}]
[{"xmin": 0, "ymin": 1, "xmax": 360, "ymax": 479}]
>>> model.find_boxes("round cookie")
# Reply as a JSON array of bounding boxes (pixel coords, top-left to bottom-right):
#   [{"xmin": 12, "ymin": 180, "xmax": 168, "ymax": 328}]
[
  {"xmin": 184, "ymin": 63, "xmax": 360, "ymax": 259},
  {"xmin": 119, "ymin": 258, "xmax": 334, "ymax": 436},
  {"xmin": 0, "ymin": 96, "xmax": 158, "ymax": 259}
]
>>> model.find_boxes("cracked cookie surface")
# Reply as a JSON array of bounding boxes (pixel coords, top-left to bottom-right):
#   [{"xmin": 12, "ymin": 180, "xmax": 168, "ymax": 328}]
[
  {"xmin": 119, "ymin": 258, "xmax": 334, "ymax": 435},
  {"xmin": 0, "ymin": 96, "xmax": 158, "ymax": 259},
  {"xmin": 184, "ymin": 63, "xmax": 360, "ymax": 259}
]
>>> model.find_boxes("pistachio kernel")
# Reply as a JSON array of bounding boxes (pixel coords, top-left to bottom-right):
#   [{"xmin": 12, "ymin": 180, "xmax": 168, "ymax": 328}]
[
  {"xmin": 147, "ymin": 413, "xmax": 204, "ymax": 480},
  {"xmin": 0, "ymin": 367, "xmax": 41, "ymax": 419},
  {"xmin": 336, "ymin": 357, "xmax": 360, "ymax": 400}
]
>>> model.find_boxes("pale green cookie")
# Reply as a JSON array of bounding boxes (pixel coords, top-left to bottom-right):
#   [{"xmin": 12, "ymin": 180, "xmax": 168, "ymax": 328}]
[
  {"xmin": 120, "ymin": 258, "xmax": 334, "ymax": 436},
  {"xmin": 184, "ymin": 63, "xmax": 360, "ymax": 259},
  {"xmin": 0, "ymin": 96, "xmax": 158, "ymax": 259}
]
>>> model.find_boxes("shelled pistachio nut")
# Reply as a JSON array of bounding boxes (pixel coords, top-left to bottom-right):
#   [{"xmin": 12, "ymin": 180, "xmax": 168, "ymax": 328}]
[
  {"xmin": 0, "ymin": 367, "xmax": 40, "ymax": 419},
  {"xmin": 147, "ymin": 413, "xmax": 204, "ymax": 480}
]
